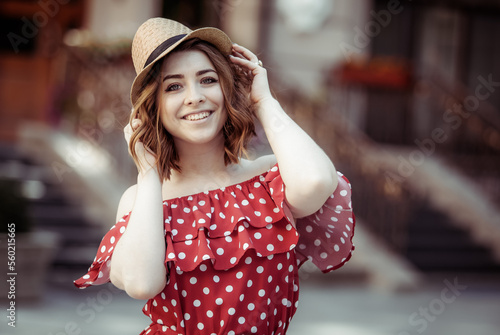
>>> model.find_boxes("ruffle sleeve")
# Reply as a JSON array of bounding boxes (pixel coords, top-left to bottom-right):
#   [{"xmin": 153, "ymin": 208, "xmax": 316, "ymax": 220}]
[
  {"xmin": 265, "ymin": 166, "xmax": 355, "ymax": 273},
  {"xmin": 73, "ymin": 213, "xmax": 130, "ymax": 289}
]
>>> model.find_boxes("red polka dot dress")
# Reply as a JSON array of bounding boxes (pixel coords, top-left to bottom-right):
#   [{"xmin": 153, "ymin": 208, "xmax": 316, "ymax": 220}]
[{"xmin": 74, "ymin": 164, "xmax": 355, "ymax": 334}]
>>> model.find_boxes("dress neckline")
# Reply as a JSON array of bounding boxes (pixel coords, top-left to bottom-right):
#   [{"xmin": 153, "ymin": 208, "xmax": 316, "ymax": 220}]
[{"xmin": 162, "ymin": 166, "xmax": 273, "ymax": 203}]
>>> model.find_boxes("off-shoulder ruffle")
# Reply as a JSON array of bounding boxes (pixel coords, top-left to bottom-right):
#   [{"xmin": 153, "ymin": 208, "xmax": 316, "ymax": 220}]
[
  {"xmin": 295, "ymin": 172, "xmax": 355, "ymax": 272},
  {"xmin": 74, "ymin": 165, "xmax": 298, "ymax": 288},
  {"xmin": 74, "ymin": 164, "xmax": 355, "ymax": 289}
]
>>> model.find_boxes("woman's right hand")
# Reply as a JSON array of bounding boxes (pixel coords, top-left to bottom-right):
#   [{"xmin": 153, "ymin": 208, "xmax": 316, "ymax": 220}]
[{"xmin": 124, "ymin": 111, "xmax": 158, "ymax": 178}]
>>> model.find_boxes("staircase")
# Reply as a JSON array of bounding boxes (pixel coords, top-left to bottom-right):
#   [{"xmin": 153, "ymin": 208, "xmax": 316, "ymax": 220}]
[
  {"xmin": 405, "ymin": 202, "xmax": 500, "ymax": 273},
  {"xmin": 0, "ymin": 141, "xmax": 105, "ymax": 285}
]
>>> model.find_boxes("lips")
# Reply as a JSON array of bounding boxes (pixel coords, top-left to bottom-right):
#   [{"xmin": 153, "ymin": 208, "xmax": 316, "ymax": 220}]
[{"xmin": 183, "ymin": 111, "xmax": 213, "ymax": 121}]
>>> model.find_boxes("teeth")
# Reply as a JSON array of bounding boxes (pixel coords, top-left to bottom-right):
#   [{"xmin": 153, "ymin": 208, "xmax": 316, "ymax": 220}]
[{"xmin": 185, "ymin": 112, "xmax": 211, "ymax": 121}]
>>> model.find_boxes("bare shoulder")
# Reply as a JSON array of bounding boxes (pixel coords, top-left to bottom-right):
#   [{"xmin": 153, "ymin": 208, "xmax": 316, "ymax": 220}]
[
  {"xmin": 115, "ymin": 184, "xmax": 137, "ymax": 223},
  {"xmin": 237, "ymin": 154, "xmax": 277, "ymax": 179}
]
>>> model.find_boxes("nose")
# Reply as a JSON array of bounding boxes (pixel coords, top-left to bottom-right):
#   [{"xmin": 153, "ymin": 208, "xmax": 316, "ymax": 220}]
[{"xmin": 184, "ymin": 84, "xmax": 206, "ymax": 106}]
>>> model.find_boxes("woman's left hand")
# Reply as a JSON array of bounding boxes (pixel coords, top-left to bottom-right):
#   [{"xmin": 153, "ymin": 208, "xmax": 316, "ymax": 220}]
[{"xmin": 229, "ymin": 43, "xmax": 273, "ymax": 106}]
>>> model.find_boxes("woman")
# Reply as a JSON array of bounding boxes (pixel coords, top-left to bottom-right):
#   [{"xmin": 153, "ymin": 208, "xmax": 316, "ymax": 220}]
[{"xmin": 75, "ymin": 17, "xmax": 355, "ymax": 335}]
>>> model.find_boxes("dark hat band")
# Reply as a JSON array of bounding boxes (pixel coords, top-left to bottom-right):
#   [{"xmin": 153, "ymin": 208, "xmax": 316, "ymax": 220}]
[{"xmin": 144, "ymin": 33, "xmax": 187, "ymax": 69}]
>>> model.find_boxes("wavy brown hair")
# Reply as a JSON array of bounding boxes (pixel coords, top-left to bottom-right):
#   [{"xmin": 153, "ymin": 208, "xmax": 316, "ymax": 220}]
[{"xmin": 129, "ymin": 38, "xmax": 255, "ymax": 181}]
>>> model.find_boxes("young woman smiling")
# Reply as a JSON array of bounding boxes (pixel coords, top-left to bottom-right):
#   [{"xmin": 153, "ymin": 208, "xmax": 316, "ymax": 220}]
[{"xmin": 75, "ymin": 18, "xmax": 355, "ymax": 335}]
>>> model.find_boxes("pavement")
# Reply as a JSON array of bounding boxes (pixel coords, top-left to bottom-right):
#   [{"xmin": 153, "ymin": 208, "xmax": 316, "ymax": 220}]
[{"xmin": 2, "ymin": 273, "xmax": 500, "ymax": 335}]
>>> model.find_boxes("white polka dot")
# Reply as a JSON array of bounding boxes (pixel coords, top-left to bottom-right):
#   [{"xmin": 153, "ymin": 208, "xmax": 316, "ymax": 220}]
[
  {"xmin": 178, "ymin": 252, "xmax": 186, "ymax": 259},
  {"xmin": 268, "ymin": 275, "xmax": 273, "ymax": 283},
  {"xmin": 314, "ymin": 239, "xmax": 321, "ymax": 246},
  {"xmin": 163, "ymin": 306, "xmax": 168, "ymax": 313},
  {"xmin": 267, "ymin": 244, "xmax": 274, "ymax": 251},
  {"xmin": 346, "ymin": 224, "xmax": 351, "ymax": 231},
  {"xmin": 236, "ymin": 271, "xmax": 243, "ymax": 279},
  {"xmin": 190, "ymin": 277, "xmax": 197, "ymax": 284},
  {"xmin": 217, "ymin": 248, "xmax": 224, "ymax": 255},
  {"xmin": 213, "ymin": 275, "xmax": 220, "ymax": 283},
  {"xmin": 199, "ymin": 200, "xmax": 205, "ymax": 206},
  {"xmin": 340, "ymin": 189, "xmax": 348, "ymax": 196},
  {"xmin": 182, "ymin": 290, "xmax": 187, "ymax": 297},
  {"xmin": 321, "ymin": 252, "xmax": 328, "ymax": 259},
  {"xmin": 256, "ymin": 266, "xmax": 264, "ymax": 273},
  {"xmin": 242, "ymin": 199, "xmax": 249, "ymax": 206},
  {"xmin": 119, "ymin": 226, "xmax": 125, "ymax": 234},
  {"xmin": 215, "ymin": 298, "xmax": 223, "ymax": 305},
  {"xmin": 225, "ymin": 236, "xmax": 232, "ymax": 243},
  {"xmin": 228, "ymin": 307, "xmax": 236, "ymax": 315},
  {"xmin": 177, "ymin": 219, "xmax": 184, "ymax": 224},
  {"xmin": 248, "ymin": 303, "xmax": 255, "ymax": 310},
  {"xmin": 226, "ymin": 285, "xmax": 233, "ymax": 292},
  {"xmin": 167, "ymin": 252, "xmax": 175, "ymax": 259},
  {"xmin": 171, "ymin": 229, "xmax": 178, "ymax": 236},
  {"xmin": 171, "ymin": 299, "xmax": 177, "ymax": 306},
  {"xmin": 265, "ymin": 216, "xmax": 273, "ymax": 223},
  {"xmin": 210, "ymin": 224, "xmax": 217, "ymax": 230},
  {"xmin": 230, "ymin": 257, "xmax": 237, "ymax": 264},
  {"xmin": 334, "ymin": 244, "xmax": 340, "ymax": 252},
  {"xmin": 184, "ymin": 313, "xmax": 191, "ymax": 320},
  {"xmin": 183, "ymin": 207, "xmax": 191, "ymax": 213},
  {"xmin": 207, "ymin": 310, "xmax": 213, "ymax": 317},
  {"xmin": 110, "ymin": 236, "xmax": 115, "ymax": 244},
  {"xmin": 254, "ymin": 211, "xmax": 261, "ymax": 217},
  {"xmin": 198, "ymin": 322, "xmax": 204, "ymax": 330},
  {"xmin": 245, "ymin": 257, "xmax": 252, "ymax": 264},
  {"xmin": 193, "ymin": 300, "xmax": 201, "ymax": 307},
  {"xmin": 258, "ymin": 289, "xmax": 265, "ymax": 297},
  {"xmin": 251, "ymin": 326, "xmax": 258, "ymax": 333},
  {"xmin": 100, "ymin": 246, "xmax": 106, "ymax": 253},
  {"xmin": 306, "ymin": 225, "xmax": 313, "ymax": 233},
  {"xmin": 219, "ymin": 212, "xmax": 226, "ymax": 219},
  {"xmin": 254, "ymin": 232, "xmax": 262, "ymax": 239},
  {"xmin": 259, "ymin": 198, "xmax": 266, "ymax": 204},
  {"xmin": 238, "ymin": 317, "xmax": 246, "ymax": 324},
  {"xmin": 247, "ymin": 280, "xmax": 253, "ymax": 287},
  {"xmin": 199, "ymin": 264, "xmax": 207, "ymax": 271}
]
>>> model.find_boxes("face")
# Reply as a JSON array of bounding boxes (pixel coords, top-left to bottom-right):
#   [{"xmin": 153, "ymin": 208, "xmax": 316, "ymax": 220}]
[{"xmin": 158, "ymin": 49, "xmax": 226, "ymax": 149}]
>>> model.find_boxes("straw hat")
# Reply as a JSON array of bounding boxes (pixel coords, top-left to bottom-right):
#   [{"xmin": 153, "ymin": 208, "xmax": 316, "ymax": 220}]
[{"xmin": 130, "ymin": 17, "xmax": 233, "ymax": 105}]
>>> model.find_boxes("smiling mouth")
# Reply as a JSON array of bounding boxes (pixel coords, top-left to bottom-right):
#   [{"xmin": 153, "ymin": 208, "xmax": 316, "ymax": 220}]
[{"xmin": 183, "ymin": 111, "xmax": 213, "ymax": 121}]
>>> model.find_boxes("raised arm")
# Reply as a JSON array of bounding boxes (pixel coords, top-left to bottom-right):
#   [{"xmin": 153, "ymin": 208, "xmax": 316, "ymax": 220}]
[
  {"xmin": 230, "ymin": 44, "xmax": 338, "ymax": 218},
  {"xmin": 109, "ymin": 118, "xmax": 166, "ymax": 300}
]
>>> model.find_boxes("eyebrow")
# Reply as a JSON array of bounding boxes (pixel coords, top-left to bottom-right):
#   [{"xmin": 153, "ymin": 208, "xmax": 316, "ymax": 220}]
[{"xmin": 162, "ymin": 69, "xmax": 217, "ymax": 82}]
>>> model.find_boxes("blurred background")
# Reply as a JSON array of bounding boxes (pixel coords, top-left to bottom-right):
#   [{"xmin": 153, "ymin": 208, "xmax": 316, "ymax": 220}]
[{"xmin": 1, "ymin": 0, "xmax": 500, "ymax": 334}]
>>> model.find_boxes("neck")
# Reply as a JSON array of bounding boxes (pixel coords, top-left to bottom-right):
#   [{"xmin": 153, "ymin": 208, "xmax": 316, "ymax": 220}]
[{"xmin": 172, "ymin": 134, "xmax": 230, "ymax": 179}]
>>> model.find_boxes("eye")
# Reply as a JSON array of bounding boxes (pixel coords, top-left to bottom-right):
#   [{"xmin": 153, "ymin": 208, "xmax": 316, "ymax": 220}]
[
  {"xmin": 201, "ymin": 76, "xmax": 218, "ymax": 85},
  {"xmin": 166, "ymin": 83, "xmax": 181, "ymax": 92}
]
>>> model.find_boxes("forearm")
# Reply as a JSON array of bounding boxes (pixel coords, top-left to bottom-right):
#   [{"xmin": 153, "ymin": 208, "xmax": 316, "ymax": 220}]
[
  {"xmin": 111, "ymin": 168, "xmax": 166, "ymax": 299},
  {"xmin": 257, "ymin": 98, "xmax": 338, "ymax": 215}
]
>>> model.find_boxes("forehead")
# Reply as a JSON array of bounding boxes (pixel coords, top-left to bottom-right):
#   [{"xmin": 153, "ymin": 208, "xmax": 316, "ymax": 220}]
[{"xmin": 161, "ymin": 49, "xmax": 215, "ymax": 74}]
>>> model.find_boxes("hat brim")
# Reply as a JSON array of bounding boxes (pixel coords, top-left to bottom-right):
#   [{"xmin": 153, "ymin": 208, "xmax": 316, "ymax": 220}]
[{"xmin": 130, "ymin": 27, "xmax": 233, "ymax": 106}]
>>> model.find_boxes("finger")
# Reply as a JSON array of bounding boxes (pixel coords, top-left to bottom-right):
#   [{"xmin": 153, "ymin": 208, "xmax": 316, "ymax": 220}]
[
  {"xmin": 131, "ymin": 118, "xmax": 142, "ymax": 131},
  {"xmin": 232, "ymin": 44, "xmax": 258, "ymax": 63}
]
